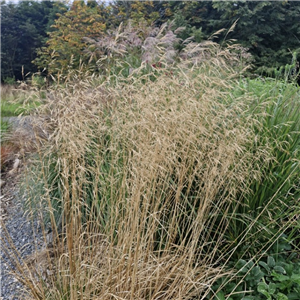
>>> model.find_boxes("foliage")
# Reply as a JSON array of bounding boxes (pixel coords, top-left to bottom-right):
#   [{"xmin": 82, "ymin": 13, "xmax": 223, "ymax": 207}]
[
  {"xmin": 0, "ymin": 0, "xmax": 66, "ymax": 81},
  {"xmin": 0, "ymin": 0, "xmax": 300, "ymax": 81},
  {"xmin": 168, "ymin": 1, "xmax": 215, "ymax": 28},
  {"xmin": 160, "ymin": 1, "xmax": 300, "ymax": 75},
  {"xmin": 110, "ymin": 0, "xmax": 168, "ymax": 27},
  {"xmin": 33, "ymin": 1, "xmax": 106, "ymax": 76},
  {"xmin": 3, "ymin": 0, "xmax": 300, "ymax": 80},
  {"xmin": 210, "ymin": 1, "xmax": 300, "ymax": 74},
  {"xmin": 208, "ymin": 236, "xmax": 300, "ymax": 300},
  {"xmin": 1, "ymin": 2, "xmax": 18, "ymax": 80}
]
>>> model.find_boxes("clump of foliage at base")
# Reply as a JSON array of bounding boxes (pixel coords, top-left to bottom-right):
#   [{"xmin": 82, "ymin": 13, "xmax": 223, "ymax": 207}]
[{"xmin": 208, "ymin": 236, "xmax": 300, "ymax": 300}]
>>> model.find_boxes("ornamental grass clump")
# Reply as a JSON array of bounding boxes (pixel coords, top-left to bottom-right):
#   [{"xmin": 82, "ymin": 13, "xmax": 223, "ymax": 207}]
[
  {"xmin": 83, "ymin": 20, "xmax": 251, "ymax": 79},
  {"xmin": 2, "ymin": 42, "xmax": 285, "ymax": 300},
  {"xmin": 227, "ymin": 78, "xmax": 300, "ymax": 255}
]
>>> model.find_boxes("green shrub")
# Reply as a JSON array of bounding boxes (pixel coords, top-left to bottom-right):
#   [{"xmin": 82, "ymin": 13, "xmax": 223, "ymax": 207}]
[
  {"xmin": 3, "ymin": 76, "xmax": 16, "ymax": 85},
  {"xmin": 208, "ymin": 236, "xmax": 300, "ymax": 300}
]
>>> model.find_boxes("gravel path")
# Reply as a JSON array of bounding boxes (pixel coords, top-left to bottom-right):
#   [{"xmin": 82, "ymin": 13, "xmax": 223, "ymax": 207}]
[
  {"xmin": 1, "ymin": 175, "xmax": 44, "ymax": 300},
  {"xmin": 1, "ymin": 116, "xmax": 44, "ymax": 300}
]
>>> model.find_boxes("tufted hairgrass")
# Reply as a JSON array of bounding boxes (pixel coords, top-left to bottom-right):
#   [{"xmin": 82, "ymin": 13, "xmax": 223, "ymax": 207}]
[{"xmin": 2, "ymin": 42, "xmax": 299, "ymax": 300}]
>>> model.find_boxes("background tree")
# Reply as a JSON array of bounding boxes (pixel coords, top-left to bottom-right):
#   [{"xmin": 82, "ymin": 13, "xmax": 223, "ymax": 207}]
[
  {"xmin": 1, "ymin": 0, "xmax": 66, "ymax": 82},
  {"xmin": 1, "ymin": 2, "xmax": 19, "ymax": 80},
  {"xmin": 2, "ymin": 0, "xmax": 299, "ymax": 81},
  {"xmin": 165, "ymin": 1, "xmax": 300, "ymax": 74},
  {"xmin": 210, "ymin": 1, "xmax": 300, "ymax": 74},
  {"xmin": 34, "ymin": 1, "xmax": 106, "ymax": 75},
  {"xmin": 110, "ymin": 1, "xmax": 169, "ymax": 27}
]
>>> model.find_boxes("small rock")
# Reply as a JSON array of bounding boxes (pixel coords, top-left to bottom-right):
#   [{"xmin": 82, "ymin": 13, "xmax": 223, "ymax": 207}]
[
  {"xmin": 7, "ymin": 158, "xmax": 21, "ymax": 176},
  {"xmin": 13, "ymin": 158, "xmax": 20, "ymax": 170},
  {"xmin": 0, "ymin": 179, "xmax": 6, "ymax": 188}
]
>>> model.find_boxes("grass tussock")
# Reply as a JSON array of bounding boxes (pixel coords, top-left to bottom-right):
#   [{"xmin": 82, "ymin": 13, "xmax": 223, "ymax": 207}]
[
  {"xmin": 2, "ymin": 41, "xmax": 299, "ymax": 300},
  {"xmin": 15, "ymin": 45, "xmax": 265, "ymax": 299}
]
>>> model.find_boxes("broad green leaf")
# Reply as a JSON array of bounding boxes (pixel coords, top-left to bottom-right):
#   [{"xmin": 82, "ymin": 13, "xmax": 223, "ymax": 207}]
[
  {"xmin": 268, "ymin": 256, "xmax": 276, "ymax": 268},
  {"xmin": 272, "ymin": 272, "xmax": 289, "ymax": 282},
  {"xmin": 215, "ymin": 291, "xmax": 226, "ymax": 300},
  {"xmin": 274, "ymin": 266, "xmax": 286, "ymax": 274},
  {"xmin": 269, "ymin": 282, "xmax": 277, "ymax": 294},
  {"xmin": 252, "ymin": 266, "xmax": 264, "ymax": 281},
  {"xmin": 287, "ymin": 292, "xmax": 300, "ymax": 300},
  {"xmin": 259, "ymin": 261, "xmax": 271, "ymax": 273},
  {"xmin": 290, "ymin": 273, "xmax": 300, "ymax": 284},
  {"xmin": 277, "ymin": 292, "xmax": 288, "ymax": 300},
  {"xmin": 258, "ymin": 282, "xmax": 271, "ymax": 298}
]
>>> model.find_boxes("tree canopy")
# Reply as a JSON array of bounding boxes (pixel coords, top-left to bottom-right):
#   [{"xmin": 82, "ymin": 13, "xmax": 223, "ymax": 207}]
[
  {"xmin": 33, "ymin": 1, "xmax": 106, "ymax": 75},
  {"xmin": 165, "ymin": 1, "xmax": 300, "ymax": 73},
  {"xmin": 1, "ymin": 0, "xmax": 66, "ymax": 81},
  {"xmin": 1, "ymin": 0, "xmax": 299, "ymax": 82}
]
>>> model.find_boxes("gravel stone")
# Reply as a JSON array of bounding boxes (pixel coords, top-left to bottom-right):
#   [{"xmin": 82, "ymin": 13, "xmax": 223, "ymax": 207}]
[{"xmin": 1, "ymin": 181, "xmax": 43, "ymax": 299}]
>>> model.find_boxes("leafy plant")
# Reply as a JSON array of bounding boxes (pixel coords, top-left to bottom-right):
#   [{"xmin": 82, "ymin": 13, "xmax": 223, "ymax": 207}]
[
  {"xmin": 208, "ymin": 236, "xmax": 300, "ymax": 300},
  {"xmin": 34, "ymin": 1, "xmax": 106, "ymax": 75}
]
